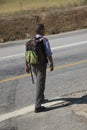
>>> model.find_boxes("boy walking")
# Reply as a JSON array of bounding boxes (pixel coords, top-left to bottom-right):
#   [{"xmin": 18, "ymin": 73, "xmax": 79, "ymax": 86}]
[{"xmin": 25, "ymin": 24, "xmax": 54, "ymax": 113}]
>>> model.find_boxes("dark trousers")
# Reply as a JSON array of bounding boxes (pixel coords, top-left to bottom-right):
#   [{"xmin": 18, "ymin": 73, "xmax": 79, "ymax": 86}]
[{"xmin": 31, "ymin": 64, "xmax": 47, "ymax": 108}]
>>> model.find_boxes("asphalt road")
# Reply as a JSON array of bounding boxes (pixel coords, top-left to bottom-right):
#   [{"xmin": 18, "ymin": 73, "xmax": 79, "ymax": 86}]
[{"xmin": 0, "ymin": 29, "xmax": 87, "ymax": 130}]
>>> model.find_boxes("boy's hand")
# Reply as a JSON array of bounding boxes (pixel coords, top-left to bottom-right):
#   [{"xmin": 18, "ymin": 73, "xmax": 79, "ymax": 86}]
[
  {"xmin": 49, "ymin": 63, "xmax": 54, "ymax": 71},
  {"xmin": 25, "ymin": 66, "xmax": 30, "ymax": 73}
]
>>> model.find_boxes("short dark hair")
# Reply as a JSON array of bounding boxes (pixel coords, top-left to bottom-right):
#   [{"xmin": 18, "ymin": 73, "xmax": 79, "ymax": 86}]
[{"xmin": 35, "ymin": 24, "xmax": 45, "ymax": 34}]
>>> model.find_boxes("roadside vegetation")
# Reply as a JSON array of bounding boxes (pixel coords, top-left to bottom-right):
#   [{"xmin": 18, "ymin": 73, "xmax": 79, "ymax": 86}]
[
  {"xmin": 0, "ymin": 0, "xmax": 87, "ymax": 43},
  {"xmin": 0, "ymin": 0, "xmax": 87, "ymax": 13}
]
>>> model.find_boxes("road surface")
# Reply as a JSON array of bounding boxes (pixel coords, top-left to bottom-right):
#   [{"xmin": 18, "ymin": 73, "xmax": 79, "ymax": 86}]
[{"xmin": 0, "ymin": 29, "xmax": 87, "ymax": 130}]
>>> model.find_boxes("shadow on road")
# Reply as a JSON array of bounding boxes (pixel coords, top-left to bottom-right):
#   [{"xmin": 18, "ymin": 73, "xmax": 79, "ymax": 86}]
[{"xmin": 45, "ymin": 94, "xmax": 87, "ymax": 112}]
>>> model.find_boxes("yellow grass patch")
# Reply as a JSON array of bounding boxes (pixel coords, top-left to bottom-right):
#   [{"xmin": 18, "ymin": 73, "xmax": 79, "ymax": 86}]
[{"xmin": 0, "ymin": 0, "xmax": 85, "ymax": 13}]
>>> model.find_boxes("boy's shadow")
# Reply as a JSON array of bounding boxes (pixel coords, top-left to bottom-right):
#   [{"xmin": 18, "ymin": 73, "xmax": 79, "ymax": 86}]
[{"xmin": 45, "ymin": 94, "xmax": 87, "ymax": 112}]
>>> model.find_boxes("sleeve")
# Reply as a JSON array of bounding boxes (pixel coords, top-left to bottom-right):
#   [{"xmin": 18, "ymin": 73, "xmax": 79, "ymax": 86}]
[{"xmin": 43, "ymin": 38, "xmax": 52, "ymax": 57}]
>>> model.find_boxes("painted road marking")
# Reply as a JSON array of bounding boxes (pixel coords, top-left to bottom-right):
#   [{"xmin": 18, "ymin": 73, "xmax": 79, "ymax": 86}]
[
  {"xmin": 0, "ymin": 53, "xmax": 24, "ymax": 60},
  {"xmin": 0, "ymin": 59, "xmax": 87, "ymax": 83},
  {"xmin": 54, "ymin": 59, "xmax": 87, "ymax": 70},
  {"xmin": 0, "ymin": 73, "xmax": 30, "ymax": 83},
  {"xmin": 0, "ymin": 97, "xmax": 64, "ymax": 123},
  {"xmin": 52, "ymin": 40, "xmax": 87, "ymax": 50},
  {"xmin": 0, "ymin": 40, "xmax": 87, "ymax": 61}
]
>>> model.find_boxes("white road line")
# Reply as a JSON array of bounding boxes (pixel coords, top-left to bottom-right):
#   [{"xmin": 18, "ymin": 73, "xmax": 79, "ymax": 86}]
[
  {"xmin": 0, "ymin": 40, "xmax": 87, "ymax": 61},
  {"xmin": 0, "ymin": 97, "xmax": 64, "ymax": 123},
  {"xmin": 0, "ymin": 53, "xmax": 24, "ymax": 60},
  {"xmin": 52, "ymin": 40, "xmax": 87, "ymax": 50}
]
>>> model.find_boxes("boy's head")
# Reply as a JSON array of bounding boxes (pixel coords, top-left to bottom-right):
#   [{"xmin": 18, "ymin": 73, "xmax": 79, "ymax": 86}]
[{"xmin": 35, "ymin": 24, "xmax": 45, "ymax": 35}]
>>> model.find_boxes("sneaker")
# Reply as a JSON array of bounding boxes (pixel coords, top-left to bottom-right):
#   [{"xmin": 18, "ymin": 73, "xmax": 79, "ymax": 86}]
[
  {"xmin": 41, "ymin": 99, "xmax": 48, "ymax": 104},
  {"xmin": 35, "ymin": 106, "xmax": 47, "ymax": 113}
]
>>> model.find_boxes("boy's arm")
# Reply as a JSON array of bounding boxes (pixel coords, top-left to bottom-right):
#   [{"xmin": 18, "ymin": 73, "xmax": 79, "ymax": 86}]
[
  {"xmin": 43, "ymin": 38, "xmax": 54, "ymax": 71},
  {"xmin": 25, "ymin": 58, "xmax": 30, "ymax": 73},
  {"xmin": 48, "ymin": 55, "xmax": 54, "ymax": 71}
]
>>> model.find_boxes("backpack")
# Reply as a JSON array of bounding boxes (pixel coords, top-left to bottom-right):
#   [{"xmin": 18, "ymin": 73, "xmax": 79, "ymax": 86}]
[{"xmin": 25, "ymin": 37, "xmax": 48, "ymax": 64}]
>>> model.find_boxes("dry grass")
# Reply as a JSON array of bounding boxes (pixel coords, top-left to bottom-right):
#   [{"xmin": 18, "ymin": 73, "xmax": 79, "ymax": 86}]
[
  {"xmin": 0, "ymin": 0, "xmax": 86, "ymax": 13},
  {"xmin": 0, "ymin": 1, "xmax": 87, "ymax": 43},
  {"xmin": 0, "ymin": 5, "xmax": 87, "ymax": 43}
]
